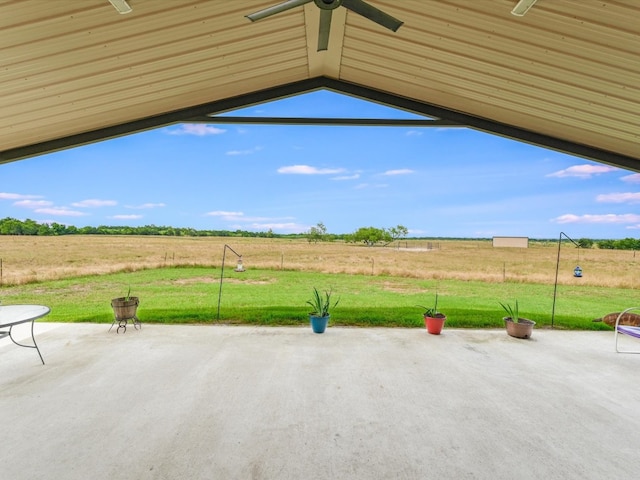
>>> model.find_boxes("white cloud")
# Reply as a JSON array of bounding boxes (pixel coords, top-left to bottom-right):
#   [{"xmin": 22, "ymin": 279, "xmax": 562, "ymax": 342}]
[
  {"xmin": 206, "ymin": 210, "xmax": 244, "ymax": 217},
  {"xmin": 277, "ymin": 165, "xmax": 345, "ymax": 175},
  {"xmin": 126, "ymin": 203, "xmax": 166, "ymax": 209},
  {"xmin": 0, "ymin": 193, "xmax": 42, "ymax": 200},
  {"xmin": 332, "ymin": 174, "xmax": 360, "ymax": 181},
  {"xmin": 225, "ymin": 214, "xmax": 295, "ymax": 223},
  {"xmin": 627, "ymin": 224, "xmax": 640, "ymax": 230},
  {"xmin": 621, "ymin": 173, "xmax": 640, "ymax": 183},
  {"xmin": 245, "ymin": 216, "xmax": 289, "ymax": 222},
  {"xmin": 355, "ymin": 183, "xmax": 388, "ymax": 189},
  {"xmin": 226, "ymin": 146, "xmax": 263, "ymax": 156},
  {"xmin": 110, "ymin": 214, "xmax": 143, "ymax": 220},
  {"xmin": 596, "ymin": 192, "xmax": 640, "ymax": 204},
  {"xmin": 405, "ymin": 130, "xmax": 423, "ymax": 136},
  {"xmin": 207, "ymin": 211, "xmax": 282, "ymax": 222},
  {"xmin": 34, "ymin": 207, "xmax": 87, "ymax": 217},
  {"xmin": 208, "ymin": 210, "xmax": 298, "ymax": 228},
  {"xmin": 383, "ymin": 169, "xmax": 414, "ymax": 176},
  {"xmin": 13, "ymin": 200, "xmax": 53, "ymax": 208},
  {"xmin": 553, "ymin": 213, "xmax": 640, "ymax": 224},
  {"xmin": 166, "ymin": 124, "xmax": 226, "ymax": 136},
  {"xmin": 71, "ymin": 199, "xmax": 117, "ymax": 208},
  {"xmin": 546, "ymin": 164, "xmax": 617, "ymax": 178},
  {"xmin": 227, "ymin": 215, "xmax": 258, "ymax": 221}
]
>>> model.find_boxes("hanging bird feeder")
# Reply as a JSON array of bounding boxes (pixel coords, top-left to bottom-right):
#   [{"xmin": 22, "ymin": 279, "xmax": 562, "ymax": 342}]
[{"xmin": 234, "ymin": 257, "xmax": 245, "ymax": 272}]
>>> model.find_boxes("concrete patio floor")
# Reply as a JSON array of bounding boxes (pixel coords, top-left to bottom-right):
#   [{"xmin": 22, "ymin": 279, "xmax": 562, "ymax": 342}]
[{"xmin": 1, "ymin": 322, "xmax": 639, "ymax": 480}]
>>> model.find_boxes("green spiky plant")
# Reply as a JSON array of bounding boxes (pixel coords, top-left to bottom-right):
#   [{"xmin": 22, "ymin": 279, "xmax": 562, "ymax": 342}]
[
  {"xmin": 418, "ymin": 293, "xmax": 445, "ymax": 318},
  {"xmin": 499, "ymin": 300, "xmax": 520, "ymax": 323},
  {"xmin": 306, "ymin": 287, "xmax": 339, "ymax": 317}
]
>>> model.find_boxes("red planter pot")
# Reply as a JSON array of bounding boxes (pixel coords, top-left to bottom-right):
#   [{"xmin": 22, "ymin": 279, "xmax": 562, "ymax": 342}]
[{"xmin": 424, "ymin": 315, "xmax": 446, "ymax": 335}]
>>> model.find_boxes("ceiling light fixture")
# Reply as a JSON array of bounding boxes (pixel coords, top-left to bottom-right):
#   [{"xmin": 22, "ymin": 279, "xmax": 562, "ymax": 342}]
[
  {"xmin": 511, "ymin": 0, "xmax": 538, "ymax": 16},
  {"xmin": 108, "ymin": 0, "xmax": 132, "ymax": 15}
]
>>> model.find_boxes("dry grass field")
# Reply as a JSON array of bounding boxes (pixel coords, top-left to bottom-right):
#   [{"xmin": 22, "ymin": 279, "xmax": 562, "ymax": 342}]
[{"xmin": 0, "ymin": 235, "xmax": 637, "ymax": 289}]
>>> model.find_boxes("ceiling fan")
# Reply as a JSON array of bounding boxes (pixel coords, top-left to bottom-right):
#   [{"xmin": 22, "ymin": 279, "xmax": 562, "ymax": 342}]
[{"xmin": 246, "ymin": 0, "xmax": 403, "ymax": 51}]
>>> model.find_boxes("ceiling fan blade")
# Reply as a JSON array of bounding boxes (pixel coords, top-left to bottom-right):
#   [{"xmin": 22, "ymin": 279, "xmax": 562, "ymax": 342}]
[
  {"xmin": 317, "ymin": 9, "xmax": 332, "ymax": 51},
  {"xmin": 246, "ymin": 0, "xmax": 313, "ymax": 22},
  {"xmin": 341, "ymin": 0, "xmax": 403, "ymax": 32}
]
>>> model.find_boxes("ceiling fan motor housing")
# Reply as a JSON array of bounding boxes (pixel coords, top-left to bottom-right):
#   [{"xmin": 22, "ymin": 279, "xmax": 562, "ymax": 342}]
[{"xmin": 315, "ymin": 0, "xmax": 342, "ymax": 10}]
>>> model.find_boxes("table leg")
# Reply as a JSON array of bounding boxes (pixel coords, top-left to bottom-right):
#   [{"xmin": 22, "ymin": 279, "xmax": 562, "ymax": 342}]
[{"xmin": 8, "ymin": 320, "xmax": 45, "ymax": 365}]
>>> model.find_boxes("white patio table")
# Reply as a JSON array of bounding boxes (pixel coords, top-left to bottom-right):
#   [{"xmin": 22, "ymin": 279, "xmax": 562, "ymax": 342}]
[{"xmin": 0, "ymin": 304, "xmax": 50, "ymax": 364}]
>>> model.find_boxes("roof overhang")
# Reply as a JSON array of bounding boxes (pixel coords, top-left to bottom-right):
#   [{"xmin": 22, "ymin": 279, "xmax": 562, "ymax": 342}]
[{"xmin": 1, "ymin": 1, "xmax": 638, "ymax": 170}]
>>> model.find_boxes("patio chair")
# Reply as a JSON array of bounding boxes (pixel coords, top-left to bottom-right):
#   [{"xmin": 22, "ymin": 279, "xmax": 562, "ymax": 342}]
[{"xmin": 614, "ymin": 307, "xmax": 640, "ymax": 354}]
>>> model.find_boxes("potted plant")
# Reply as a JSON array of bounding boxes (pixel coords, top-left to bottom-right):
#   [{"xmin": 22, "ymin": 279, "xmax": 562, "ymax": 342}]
[
  {"xmin": 110, "ymin": 287, "xmax": 140, "ymax": 332},
  {"xmin": 418, "ymin": 294, "xmax": 446, "ymax": 335},
  {"xmin": 500, "ymin": 300, "xmax": 535, "ymax": 339},
  {"xmin": 306, "ymin": 287, "xmax": 339, "ymax": 334}
]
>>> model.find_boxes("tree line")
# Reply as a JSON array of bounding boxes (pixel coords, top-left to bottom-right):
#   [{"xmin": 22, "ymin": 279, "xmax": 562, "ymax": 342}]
[
  {"xmin": 594, "ymin": 238, "xmax": 640, "ymax": 250},
  {"xmin": 0, "ymin": 217, "xmax": 281, "ymax": 238},
  {"xmin": 0, "ymin": 217, "xmax": 409, "ymax": 245},
  {"xmin": 0, "ymin": 217, "xmax": 637, "ymax": 249}
]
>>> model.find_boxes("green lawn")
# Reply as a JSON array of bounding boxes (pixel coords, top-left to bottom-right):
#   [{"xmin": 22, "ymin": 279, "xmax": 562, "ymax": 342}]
[{"xmin": 0, "ymin": 265, "xmax": 630, "ymax": 330}]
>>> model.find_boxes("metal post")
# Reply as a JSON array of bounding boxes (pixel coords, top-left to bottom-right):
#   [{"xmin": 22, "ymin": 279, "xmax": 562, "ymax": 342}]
[
  {"xmin": 217, "ymin": 244, "xmax": 243, "ymax": 320},
  {"xmin": 551, "ymin": 232, "xmax": 580, "ymax": 328}
]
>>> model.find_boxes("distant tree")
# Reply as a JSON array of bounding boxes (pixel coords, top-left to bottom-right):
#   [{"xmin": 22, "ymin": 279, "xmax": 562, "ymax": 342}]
[
  {"xmin": 22, "ymin": 218, "xmax": 39, "ymax": 235},
  {"xmin": 348, "ymin": 225, "xmax": 408, "ymax": 246},
  {"xmin": 595, "ymin": 238, "xmax": 640, "ymax": 250},
  {"xmin": 387, "ymin": 225, "xmax": 408, "ymax": 243},
  {"xmin": 616, "ymin": 237, "xmax": 640, "ymax": 250},
  {"xmin": 351, "ymin": 226, "xmax": 387, "ymax": 246},
  {"xmin": 576, "ymin": 238, "xmax": 594, "ymax": 249},
  {"xmin": 78, "ymin": 225, "xmax": 98, "ymax": 234},
  {"xmin": 0, "ymin": 217, "xmax": 25, "ymax": 235},
  {"xmin": 49, "ymin": 222, "xmax": 67, "ymax": 235},
  {"xmin": 597, "ymin": 240, "xmax": 615, "ymax": 249},
  {"xmin": 37, "ymin": 223, "xmax": 51, "ymax": 236},
  {"xmin": 307, "ymin": 222, "xmax": 327, "ymax": 243}
]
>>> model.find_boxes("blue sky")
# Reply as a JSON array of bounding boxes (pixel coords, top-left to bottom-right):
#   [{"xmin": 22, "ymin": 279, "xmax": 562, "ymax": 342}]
[{"xmin": 1, "ymin": 90, "xmax": 638, "ymax": 239}]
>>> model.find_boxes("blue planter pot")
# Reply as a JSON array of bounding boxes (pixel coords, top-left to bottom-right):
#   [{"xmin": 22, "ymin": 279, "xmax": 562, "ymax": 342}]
[{"xmin": 309, "ymin": 314, "xmax": 330, "ymax": 334}]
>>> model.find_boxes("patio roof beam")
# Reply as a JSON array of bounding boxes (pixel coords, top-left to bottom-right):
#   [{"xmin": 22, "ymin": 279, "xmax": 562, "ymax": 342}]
[{"xmin": 184, "ymin": 116, "xmax": 463, "ymax": 127}]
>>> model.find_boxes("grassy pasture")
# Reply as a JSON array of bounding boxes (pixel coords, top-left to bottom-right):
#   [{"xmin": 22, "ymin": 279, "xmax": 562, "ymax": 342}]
[{"xmin": 0, "ymin": 235, "xmax": 637, "ymax": 329}]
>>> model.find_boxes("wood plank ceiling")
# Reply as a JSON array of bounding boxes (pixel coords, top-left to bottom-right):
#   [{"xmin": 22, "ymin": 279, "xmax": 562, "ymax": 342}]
[{"xmin": 1, "ymin": 0, "xmax": 638, "ymax": 170}]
